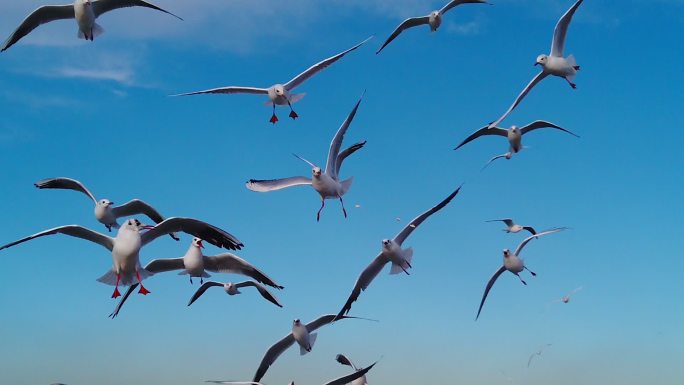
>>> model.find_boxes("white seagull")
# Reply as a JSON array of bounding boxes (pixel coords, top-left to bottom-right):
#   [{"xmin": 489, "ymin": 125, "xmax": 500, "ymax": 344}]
[
  {"xmin": 376, "ymin": 0, "xmax": 491, "ymax": 54},
  {"xmin": 35, "ymin": 177, "xmax": 179, "ymax": 240},
  {"xmin": 251, "ymin": 315, "xmax": 371, "ymax": 383},
  {"xmin": 528, "ymin": 344, "xmax": 552, "ymax": 367},
  {"xmin": 554, "ymin": 286, "xmax": 583, "ymax": 304},
  {"xmin": 335, "ymin": 354, "xmax": 369, "ymax": 385},
  {"xmin": 246, "ymin": 94, "xmax": 366, "ymax": 221},
  {"xmin": 0, "ymin": 217, "xmax": 243, "ymax": 299},
  {"xmin": 207, "ymin": 360, "xmax": 377, "ymax": 385},
  {"xmin": 454, "ymin": 120, "xmax": 579, "ymax": 166},
  {"xmin": 488, "ymin": 0, "xmax": 584, "ymax": 128},
  {"xmin": 486, "ymin": 218, "xmax": 537, "ymax": 236},
  {"xmin": 187, "ymin": 280, "xmax": 283, "ymax": 308},
  {"xmin": 336, "ymin": 186, "xmax": 462, "ymax": 319},
  {"xmin": 475, "ymin": 228, "xmax": 565, "ymax": 320},
  {"xmin": 173, "ymin": 37, "xmax": 372, "ymax": 124},
  {"xmin": 1, "ymin": 0, "xmax": 182, "ymax": 51}
]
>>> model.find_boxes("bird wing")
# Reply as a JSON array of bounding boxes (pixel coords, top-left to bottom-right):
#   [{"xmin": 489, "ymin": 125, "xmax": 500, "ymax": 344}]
[
  {"xmin": 324, "ymin": 362, "xmax": 377, "ymax": 385},
  {"xmin": 488, "ymin": 71, "xmax": 549, "ymax": 129},
  {"xmin": 476, "ymin": 265, "xmax": 506, "ymax": 320},
  {"xmin": 486, "ymin": 218, "xmax": 514, "ymax": 226},
  {"xmin": 172, "ymin": 86, "xmax": 269, "ymax": 97},
  {"xmin": 336, "ymin": 254, "xmax": 389, "ymax": 319},
  {"xmin": 522, "ymin": 226, "xmax": 537, "ymax": 235},
  {"xmin": 92, "ymin": 0, "xmax": 182, "ymax": 20},
  {"xmin": 187, "ymin": 281, "xmax": 224, "ymax": 306},
  {"xmin": 513, "ymin": 228, "xmax": 565, "ymax": 256},
  {"xmin": 142, "ymin": 257, "xmax": 185, "ymax": 274},
  {"xmin": 245, "ymin": 177, "xmax": 312, "ymax": 192},
  {"xmin": 326, "ymin": 93, "xmax": 365, "ymax": 178},
  {"xmin": 335, "ymin": 353, "xmax": 357, "ymax": 370},
  {"xmin": 284, "ymin": 36, "xmax": 372, "ymax": 91},
  {"xmin": 108, "ymin": 283, "xmax": 139, "ymax": 318},
  {"xmin": 519, "ymin": 120, "xmax": 579, "ymax": 137},
  {"xmin": 112, "ymin": 200, "xmax": 179, "ymax": 241},
  {"xmin": 481, "ymin": 153, "xmax": 509, "ymax": 170},
  {"xmin": 1, "ymin": 5, "xmax": 75, "ymax": 52},
  {"xmin": 0, "ymin": 225, "xmax": 114, "ymax": 251},
  {"xmin": 376, "ymin": 16, "xmax": 430, "ymax": 54},
  {"xmin": 440, "ymin": 0, "xmax": 490, "ymax": 15},
  {"xmin": 305, "ymin": 314, "xmax": 368, "ymax": 332},
  {"xmin": 34, "ymin": 177, "xmax": 97, "ymax": 204},
  {"xmin": 336, "ymin": 141, "xmax": 367, "ymax": 175},
  {"xmin": 453, "ymin": 125, "xmax": 508, "ymax": 150},
  {"xmin": 141, "ymin": 217, "xmax": 243, "ymax": 250},
  {"xmin": 550, "ymin": 0, "xmax": 584, "ymax": 57},
  {"xmin": 527, "ymin": 352, "xmax": 536, "ymax": 367},
  {"xmin": 235, "ymin": 281, "xmax": 283, "ymax": 308},
  {"xmin": 203, "ymin": 253, "xmax": 283, "ymax": 289},
  {"xmin": 393, "ymin": 186, "xmax": 462, "ymax": 246},
  {"xmin": 252, "ymin": 333, "xmax": 296, "ymax": 382}
]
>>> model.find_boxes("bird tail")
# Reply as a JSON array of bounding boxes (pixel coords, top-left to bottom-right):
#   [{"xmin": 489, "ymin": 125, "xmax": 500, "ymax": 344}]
[
  {"xmin": 289, "ymin": 93, "xmax": 306, "ymax": 104},
  {"xmin": 340, "ymin": 177, "xmax": 354, "ymax": 196},
  {"xmin": 566, "ymin": 55, "xmax": 578, "ymax": 80},
  {"xmin": 97, "ymin": 268, "xmax": 153, "ymax": 286},
  {"xmin": 78, "ymin": 23, "xmax": 105, "ymax": 40},
  {"xmin": 96, "ymin": 270, "xmax": 118, "ymax": 286},
  {"xmin": 299, "ymin": 333, "xmax": 317, "ymax": 355},
  {"xmin": 389, "ymin": 247, "xmax": 413, "ymax": 275},
  {"xmin": 176, "ymin": 269, "xmax": 209, "ymax": 278}
]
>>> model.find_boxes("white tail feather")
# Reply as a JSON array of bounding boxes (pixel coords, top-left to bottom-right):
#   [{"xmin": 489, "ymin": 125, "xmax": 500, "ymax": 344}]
[
  {"xmin": 97, "ymin": 268, "xmax": 153, "ymax": 286},
  {"xmin": 289, "ymin": 93, "xmax": 306, "ymax": 104},
  {"xmin": 340, "ymin": 177, "xmax": 354, "ymax": 196},
  {"xmin": 566, "ymin": 54, "xmax": 578, "ymax": 81},
  {"xmin": 389, "ymin": 248, "xmax": 413, "ymax": 275}
]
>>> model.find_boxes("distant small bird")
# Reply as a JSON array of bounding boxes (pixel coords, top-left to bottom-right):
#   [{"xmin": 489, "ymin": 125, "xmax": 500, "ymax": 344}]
[
  {"xmin": 486, "ymin": 218, "xmax": 537, "ymax": 236},
  {"xmin": 247, "ymin": 94, "xmax": 366, "ymax": 221},
  {"xmin": 335, "ymin": 354, "xmax": 369, "ymax": 385},
  {"xmin": 34, "ymin": 177, "xmax": 178, "ymax": 240},
  {"xmin": 555, "ymin": 286, "xmax": 583, "ymax": 304},
  {"xmin": 488, "ymin": 0, "xmax": 584, "ymax": 128},
  {"xmin": 476, "ymin": 228, "xmax": 565, "ymax": 320},
  {"xmin": 208, "ymin": 360, "xmax": 377, "ymax": 385},
  {"xmin": 376, "ymin": 0, "xmax": 491, "ymax": 54},
  {"xmin": 187, "ymin": 280, "xmax": 283, "ymax": 308},
  {"xmin": 336, "ymin": 186, "xmax": 462, "ymax": 319},
  {"xmin": 173, "ymin": 37, "xmax": 372, "ymax": 124},
  {"xmin": 1, "ymin": 0, "xmax": 182, "ymax": 52},
  {"xmin": 528, "ymin": 343, "xmax": 552, "ymax": 367}
]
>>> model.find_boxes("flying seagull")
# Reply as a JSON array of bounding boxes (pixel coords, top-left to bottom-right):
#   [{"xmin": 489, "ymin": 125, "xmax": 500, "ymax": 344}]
[
  {"xmin": 1, "ymin": 0, "xmax": 182, "ymax": 51},
  {"xmin": 528, "ymin": 344, "xmax": 552, "ymax": 367},
  {"xmin": 555, "ymin": 286, "xmax": 583, "ymax": 304},
  {"xmin": 207, "ymin": 360, "xmax": 377, "ymax": 385},
  {"xmin": 187, "ymin": 280, "xmax": 283, "ymax": 308},
  {"xmin": 486, "ymin": 218, "xmax": 537, "ymax": 235},
  {"xmin": 173, "ymin": 37, "xmax": 372, "ymax": 124},
  {"xmin": 246, "ymin": 94, "xmax": 366, "ymax": 221},
  {"xmin": 34, "ymin": 177, "xmax": 179, "ymax": 240},
  {"xmin": 335, "ymin": 354, "xmax": 369, "ymax": 385},
  {"xmin": 488, "ymin": 0, "xmax": 584, "ymax": 128},
  {"xmin": 0, "ymin": 217, "xmax": 243, "ymax": 299},
  {"xmin": 476, "ymin": 228, "xmax": 565, "ymax": 320},
  {"xmin": 376, "ymin": 0, "xmax": 491, "ymax": 54},
  {"xmin": 336, "ymin": 186, "xmax": 462, "ymax": 319}
]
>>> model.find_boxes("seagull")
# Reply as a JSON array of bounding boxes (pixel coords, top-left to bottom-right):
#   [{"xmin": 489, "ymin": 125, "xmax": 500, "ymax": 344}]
[
  {"xmin": 207, "ymin": 360, "xmax": 377, "ymax": 385},
  {"xmin": 173, "ymin": 37, "xmax": 372, "ymax": 124},
  {"xmin": 336, "ymin": 186, "xmax": 462, "ymax": 319},
  {"xmin": 376, "ymin": 0, "xmax": 491, "ymax": 54},
  {"xmin": 187, "ymin": 280, "xmax": 282, "ymax": 308},
  {"xmin": 108, "ymin": 239, "xmax": 282, "ymax": 317},
  {"xmin": 34, "ymin": 177, "xmax": 179, "ymax": 240},
  {"xmin": 246, "ymin": 94, "xmax": 366, "ymax": 221},
  {"xmin": 555, "ymin": 286, "xmax": 583, "ymax": 304},
  {"xmin": 528, "ymin": 344, "xmax": 552, "ymax": 367},
  {"xmin": 488, "ymin": 0, "xmax": 584, "ymax": 128},
  {"xmin": 252, "ymin": 315, "xmax": 373, "ymax": 383},
  {"xmin": 335, "ymin": 354, "xmax": 369, "ymax": 385},
  {"xmin": 486, "ymin": 219, "xmax": 536, "ymax": 235},
  {"xmin": 475, "ymin": 228, "xmax": 565, "ymax": 320},
  {"xmin": 454, "ymin": 120, "xmax": 579, "ymax": 165},
  {"xmin": 1, "ymin": 0, "xmax": 182, "ymax": 51},
  {"xmin": 0, "ymin": 217, "xmax": 243, "ymax": 299}
]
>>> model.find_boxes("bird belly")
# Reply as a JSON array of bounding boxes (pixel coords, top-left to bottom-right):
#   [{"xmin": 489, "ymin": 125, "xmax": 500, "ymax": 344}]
[
  {"xmin": 183, "ymin": 254, "xmax": 205, "ymax": 276},
  {"xmin": 292, "ymin": 326, "xmax": 310, "ymax": 348},
  {"xmin": 508, "ymin": 134, "xmax": 522, "ymax": 153},
  {"xmin": 312, "ymin": 176, "xmax": 340, "ymax": 198},
  {"xmin": 351, "ymin": 375, "xmax": 367, "ymax": 385},
  {"xmin": 429, "ymin": 14, "xmax": 442, "ymax": 31},
  {"xmin": 75, "ymin": 4, "xmax": 95, "ymax": 31},
  {"xmin": 546, "ymin": 56, "xmax": 575, "ymax": 76},
  {"xmin": 504, "ymin": 256, "xmax": 524, "ymax": 273},
  {"xmin": 95, "ymin": 207, "xmax": 116, "ymax": 226}
]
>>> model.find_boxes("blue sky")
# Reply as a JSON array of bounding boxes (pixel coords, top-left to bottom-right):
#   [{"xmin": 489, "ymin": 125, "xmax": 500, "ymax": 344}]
[{"xmin": 0, "ymin": 0, "xmax": 683, "ymax": 384}]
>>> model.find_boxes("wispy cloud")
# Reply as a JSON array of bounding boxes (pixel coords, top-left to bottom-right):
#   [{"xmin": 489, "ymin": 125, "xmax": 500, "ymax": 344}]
[
  {"xmin": 446, "ymin": 20, "xmax": 482, "ymax": 36},
  {"xmin": 53, "ymin": 67, "xmax": 134, "ymax": 84}
]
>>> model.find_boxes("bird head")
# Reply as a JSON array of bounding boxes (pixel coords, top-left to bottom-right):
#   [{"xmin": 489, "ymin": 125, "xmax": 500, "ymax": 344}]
[
  {"xmin": 293, "ymin": 319, "xmax": 301, "ymax": 326},
  {"xmin": 503, "ymin": 248, "xmax": 511, "ymax": 257},
  {"xmin": 98, "ymin": 199, "xmax": 114, "ymax": 208},
  {"xmin": 535, "ymin": 54, "xmax": 548, "ymax": 66},
  {"xmin": 192, "ymin": 237, "xmax": 205, "ymax": 249},
  {"xmin": 273, "ymin": 84, "xmax": 285, "ymax": 96},
  {"xmin": 124, "ymin": 218, "xmax": 152, "ymax": 232},
  {"xmin": 312, "ymin": 167, "xmax": 322, "ymax": 177}
]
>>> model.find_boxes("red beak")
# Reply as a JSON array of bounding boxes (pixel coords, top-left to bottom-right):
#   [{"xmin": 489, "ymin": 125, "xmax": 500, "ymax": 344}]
[
  {"xmin": 142, "ymin": 225, "xmax": 155, "ymax": 230},
  {"xmin": 198, "ymin": 240, "xmax": 205, "ymax": 249}
]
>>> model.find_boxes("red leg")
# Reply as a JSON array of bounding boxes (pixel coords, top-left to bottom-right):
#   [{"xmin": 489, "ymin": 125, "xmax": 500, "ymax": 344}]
[
  {"xmin": 316, "ymin": 199, "xmax": 325, "ymax": 222},
  {"xmin": 338, "ymin": 196, "xmax": 347, "ymax": 218},
  {"xmin": 111, "ymin": 274, "xmax": 121, "ymax": 298},
  {"xmin": 288, "ymin": 101, "xmax": 298, "ymax": 119},
  {"xmin": 270, "ymin": 105, "xmax": 278, "ymax": 124},
  {"xmin": 136, "ymin": 270, "xmax": 151, "ymax": 295}
]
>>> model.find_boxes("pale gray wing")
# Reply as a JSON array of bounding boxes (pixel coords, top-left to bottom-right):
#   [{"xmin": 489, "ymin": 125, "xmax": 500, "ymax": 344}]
[
  {"xmin": 108, "ymin": 283, "xmax": 138, "ymax": 318},
  {"xmin": 305, "ymin": 314, "xmax": 367, "ymax": 332},
  {"xmin": 336, "ymin": 254, "xmax": 388, "ymax": 319},
  {"xmin": 111, "ymin": 199, "xmax": 179, "ymax": 241},
  {"xmin": 1, "ymin": 5, "xmax": 75, "ymax": 52},
  {"xmin": 337, "ymin": 141, "xmax": 367, "ymax": 174},
  {"xmin": 453, "ymin": 126, "xmax": 508, "ymax": 150},
  {"xmin": 393, "ymin": 186, "xmax": 462, "ymax": 245},
  {"xmin": 513, "ymin": 228, "xmax": 565, "ymax": 256},
  {"xmin": 476, "ymin": 265, "xmax": 506, "ymax": 320},
  {"xmin": 235, "ymin": 281, "xmax": 283, "ymax": 308},
  {"xmin": 481, "ymin": 153, "xmax": 509, "ymax": 170},
  {"xmin": 172, "ymin": 86, "xmax": 269, "ymax": 97},
  {"xmin": 284, "ymin": 36, "xmax": 372, "ymax": 91},
  {"xmin": 335, "ymin": 353, "xmax": 357, "ymax": 370},
  {"xmin": 324, "ymin": 362, "xmax": 377, "ymax": 385},
  {"xmin": 143, "ymin": 257, "xmax": 185, "ymax": 274},
  {"xmin": 519, "ymin": 120, "xmax": 579, "ymax": 137},
  {"xmin": 550, "ymin": 0, "xmax": 584, "ymax": 57},
  {"xmin": 326, "ymin": 93, "xmax": 365, "ymax": 178},
  {"xmin": 376, "ymin": 16, "xmax": 429, "ymax": 54},
  {"xmin": 527, "ymin": 353, "xmax": 536, "ymax": 367},
  {"xmin": 92, "ymin": 0, "xmax": 182, "ymax": 20},
  {"xmin": 141, "ymin": 217, "xmax": 243, "ymax": 250},
  {"xmin": 187, "ymin": 281, "xmax": 224, "ymax": 306},
  {"xmin": 252, "ymin": 333, "xmax": 296, "ymax": 382},
  {"xmin": 486, "ymin": 218, "xmax": 514, "ymax": 226},
  {"xmin": 203, "ymin": 253, "xmax": 284, "ymax": 289},
  {"xmin": 34, "ymin": 177, "xmax": 97, "ymax": 204},
  {"xmin": 246, "ymin": 177, "xmax": 312, "ymax": 192},
  {"xmin": 440, "ymin": 0, "xmax": 490, "ymax": 15},
  {"xmin": 0, "ymin": 225, "xmax": 113, "ymax": 251},
  {"xmin": 488, "ymin": 71, "xmax": 549, "ymax": 129}
]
